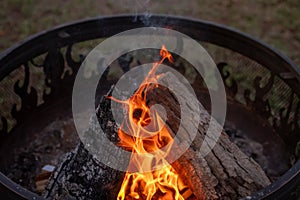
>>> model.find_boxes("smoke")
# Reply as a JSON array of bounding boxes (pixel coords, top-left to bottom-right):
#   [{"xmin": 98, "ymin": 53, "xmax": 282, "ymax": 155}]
[
  {"xmin": 114, "ymin": 0, "xmax": 152, "ymax": 22},
  {"xmin": 121, "ymin": 0, "xmax": 150, "ymax": 13}
]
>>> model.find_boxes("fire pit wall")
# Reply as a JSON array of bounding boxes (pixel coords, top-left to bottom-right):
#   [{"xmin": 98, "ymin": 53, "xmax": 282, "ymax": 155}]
[{"xmin": 0, "ymin": 15, "xmax": 299, "ymax": 199}]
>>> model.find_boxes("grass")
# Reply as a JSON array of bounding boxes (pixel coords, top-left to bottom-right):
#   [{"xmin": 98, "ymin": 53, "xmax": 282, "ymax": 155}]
[{"xmin": 0, "ymin": 0, "xmax": 299, "ymax": 67}]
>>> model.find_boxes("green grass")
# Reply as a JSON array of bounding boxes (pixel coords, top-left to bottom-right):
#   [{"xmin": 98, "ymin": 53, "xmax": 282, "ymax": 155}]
[{"xmin": 0, "ymin": 0, "xmax": 299, "ymax": 66}]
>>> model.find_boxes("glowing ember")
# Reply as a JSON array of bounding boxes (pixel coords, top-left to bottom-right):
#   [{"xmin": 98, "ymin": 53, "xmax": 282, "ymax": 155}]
[{"xmin": 108, "ymin": 46, "xmax": 188, "ymax": 200}]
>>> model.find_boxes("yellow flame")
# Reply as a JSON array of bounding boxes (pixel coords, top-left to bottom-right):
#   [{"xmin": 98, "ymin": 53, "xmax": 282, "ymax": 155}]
[{"xmin": 109, "ymin": 46, "xmax": 186, "ymax": 200}]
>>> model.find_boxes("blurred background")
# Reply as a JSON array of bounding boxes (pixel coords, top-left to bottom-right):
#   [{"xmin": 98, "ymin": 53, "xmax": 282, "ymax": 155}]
[{"xmin": 1, "ymin": 0, "xmax": 300, "ymax": 66}]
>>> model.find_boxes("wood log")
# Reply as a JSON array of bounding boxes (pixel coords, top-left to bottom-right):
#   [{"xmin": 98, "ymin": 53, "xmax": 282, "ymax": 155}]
[
  {"xmin": 44, "ymin": 72, "xmax": 270, "ymax": 199},
  {"xmin": 43, "ymin": 142, "xmax": 124, "ymax": 200},
  {"xmin": 43, "ymin": 86, "xmax": 125, "ymax": 199},
  {"xmin": 148, "ymin": 72, "xmax": 271, "ymax": 199}
]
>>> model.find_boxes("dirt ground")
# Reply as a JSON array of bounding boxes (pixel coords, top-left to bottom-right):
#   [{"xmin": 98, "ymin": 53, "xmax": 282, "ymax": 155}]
[{"xmin": 0, "ymin": 0, "xmax": 300, "ymax": 66}]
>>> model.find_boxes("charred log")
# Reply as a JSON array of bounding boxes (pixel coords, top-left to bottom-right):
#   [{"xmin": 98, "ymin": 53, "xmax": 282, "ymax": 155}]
[{"xmin": 45, "ymin": 72, "xmax": 270, "ymax": 200}]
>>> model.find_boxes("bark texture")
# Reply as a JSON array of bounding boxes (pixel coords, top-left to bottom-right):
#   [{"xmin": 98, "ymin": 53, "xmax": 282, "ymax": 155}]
[
  {"xmin": 152, "ymin": 72, "xmax": 271, "ymax": 199},
  {"xmin": 45, "ymin": 72, "xmax": 270, "ymax": 200}
]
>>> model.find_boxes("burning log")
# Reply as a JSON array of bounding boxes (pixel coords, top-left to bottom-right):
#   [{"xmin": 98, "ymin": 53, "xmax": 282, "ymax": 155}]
[
  {"xmin": 44, "ymin": 47, "xmax": 270, "ymax": 199},
  {"xmin": 45, "ymin": 76, "xmax": 270, "ymax": 199},
  {"xmin": 138, "ymin": 71, "xmax": 271, "ymax": 199}
]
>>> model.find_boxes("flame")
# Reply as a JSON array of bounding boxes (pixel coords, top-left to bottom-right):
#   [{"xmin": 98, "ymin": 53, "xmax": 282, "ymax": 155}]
[{"xmin": 108, "ymin": 45, "xmax": 187, "ymax": 200}]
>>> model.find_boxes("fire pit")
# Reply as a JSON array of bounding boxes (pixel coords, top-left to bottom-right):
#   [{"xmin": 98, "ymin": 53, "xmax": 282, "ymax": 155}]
[{"xmin": 0, "ymin": 15, "xmax": 299, "ymax": 199}]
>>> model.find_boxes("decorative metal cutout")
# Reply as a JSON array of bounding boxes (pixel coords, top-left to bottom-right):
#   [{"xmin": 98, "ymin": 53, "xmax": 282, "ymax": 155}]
[
  {"xmin": 0, "ymin": 33, "xmax": 299, "ymax": 158},
  {"xmin": 11, "ymin": 63, "xmax": 38, "ymax": 123},
  {"xmin": 273, "ymin": 93, "xmax": 300, "ymax": 148},
  {"xmin": 217, "ymin": 62, "xmax": 238, "ymax": 97},
  {"xmin": 252, "ymin": 74, "xmax": 274, "ymax": 119},
  {"xmin": 217, "ymin": 61, "xmax": 300, "ymax": 151},
  {"xmin": 0, "ymin": 44, "xmax": 86, "ymax": 136}
]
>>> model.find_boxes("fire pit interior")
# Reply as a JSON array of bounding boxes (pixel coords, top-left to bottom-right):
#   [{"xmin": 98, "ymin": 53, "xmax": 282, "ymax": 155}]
[{"xmin": 0, "ymin": 15, "xmax": 299, "ymax": 199}]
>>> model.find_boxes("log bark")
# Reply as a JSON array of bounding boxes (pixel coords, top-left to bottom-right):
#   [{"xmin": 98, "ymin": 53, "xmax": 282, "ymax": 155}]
[
  {"xmin": 148, "ymin": 72, "xmax": 271, "ymax": 199},
  {"xmin": 43, "ymin": 88, "xmax": 124, "ymax": 200},
  {"xmin": 45, "ymin": 72, "xmax": 270, "ymax": 200},
  {"xmin": 43, "ymin": 143, "xmax": 124, "ymax": 200}
]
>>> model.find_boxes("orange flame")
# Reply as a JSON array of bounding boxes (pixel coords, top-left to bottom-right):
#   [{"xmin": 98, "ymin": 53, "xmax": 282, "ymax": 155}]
[{"xmin": 108, "ymin": 45, "xmax": 187, "ymax": 200}]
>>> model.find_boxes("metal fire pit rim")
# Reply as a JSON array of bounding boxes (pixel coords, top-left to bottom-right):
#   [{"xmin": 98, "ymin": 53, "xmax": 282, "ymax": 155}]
[
  {"xmin": 0, "ymin": 14, "xmax": 299, "ymax": 199},
  {"xmin": 0, "ymin": 172, "xmax": 42, "ymax": 200},
  {"xmin": 247, "ymin": 160, "xmax": 300, "ymax": 200},
  {"xmin": 0, "ymin": 14, "xmax": 300, "ymax": 84}
]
